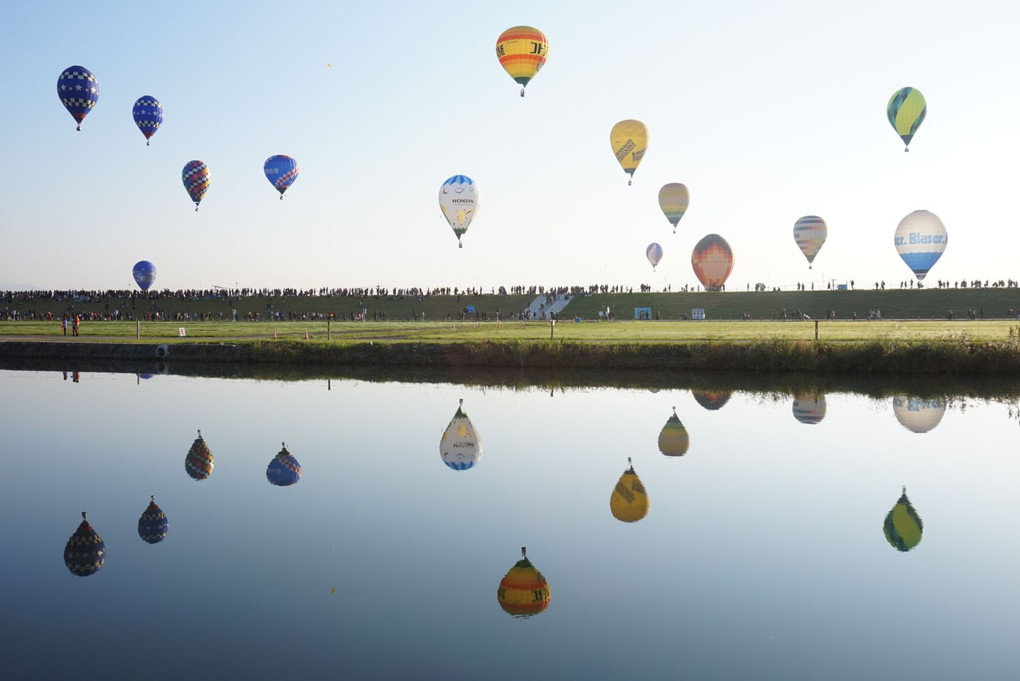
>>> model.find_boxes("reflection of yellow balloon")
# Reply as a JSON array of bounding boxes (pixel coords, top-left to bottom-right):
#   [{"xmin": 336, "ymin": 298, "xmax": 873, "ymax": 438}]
[
  {"xmin": 610, "ymin": 458, "xmax": 649, "ymax": 522},
  {"xmin": 658, "ymin": 408, "xmax": 689, "ymax": 457},
  {"xmin": 496, "ymin": 26, "xmax": 548, "ymax": 97},
  {"xmin": 884, "ymin": 487, "xmax": 923, "ymax": 552},
  {"xmin": 610, "ymin": 120, "xmax": 648, "ymax": 185},
  {"xmin": 658, "ymin": 183, "xmax": 689, "ymax": 233},
  {"xmin": 497, "ymin": 547, "xmax": 550, "ymax": 618}
]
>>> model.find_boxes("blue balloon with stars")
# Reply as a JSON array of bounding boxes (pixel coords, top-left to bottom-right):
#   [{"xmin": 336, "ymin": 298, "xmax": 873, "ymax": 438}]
[
  {"xmin": 132, "ymin": 96, "xmax": 163, "ymax": 145},
  {"xmin": 57, "ymin": 65, "xmax": 99, "ymax": 131},
  {"xmin": 133, "ymin": 260, "xmax": 157, "ymax": 291}
]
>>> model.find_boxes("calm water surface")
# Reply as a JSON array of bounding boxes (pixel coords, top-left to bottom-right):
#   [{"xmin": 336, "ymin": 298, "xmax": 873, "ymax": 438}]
[{"xmin": 2, "ymin": 369, "xmax": 1018, "ymax": 680}]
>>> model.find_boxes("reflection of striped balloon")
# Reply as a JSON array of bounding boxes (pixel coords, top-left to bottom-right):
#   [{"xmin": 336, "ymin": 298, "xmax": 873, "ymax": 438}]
[
  {"xmin": 793, "ymin": 216, "xmax": 827, "ymax": 266},
  {"xmin": 658, "ymin": 409, "xmax": 689, "ymax": 456},
  {"xmin": 64, "ymin": 512, "xmax": 105, "ymax": 577},
  {"xmin": 887, "ymin": 87, "xmax": 926, "ymax": 151},
  {"xmin": 495, "ymin": 26, "xmax": 548, "ymax": 93},
  {"xmin": 185, "ymin": 431, "xmax": 214, "ymax": 481},
  {"xmin": 497, "ymin": 549, "xmax": 550, "ymax": 618},
  {"xmin": 138, "ymin": 496, "xmax": 169, "ymax": 544},
  {"xmin": 692, "ymin": 390, "xmax": 732, "ymax": 410},
  {"xmin": 792, "ymin": 394, "xmax": 826, "ymax": 424},
  {"xmin": 884, "ymin": 488, "xmax": 923, "ymax": 552},
  {"xmin": 691, "ymin": 234, "xmax": 733, "ymax": 290},
  {"xmin": 658, "ymin": 183, "xmax": 689, "ymax": 232}
]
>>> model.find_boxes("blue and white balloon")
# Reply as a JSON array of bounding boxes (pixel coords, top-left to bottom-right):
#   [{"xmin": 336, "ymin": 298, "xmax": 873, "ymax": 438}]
[
  {"xmin": 132, "ymin": 96, "xmax": 163, "ymax": 145},
  {"xmin": 894, "ymin": 210, "xmax": 946, "ymax": 281}
]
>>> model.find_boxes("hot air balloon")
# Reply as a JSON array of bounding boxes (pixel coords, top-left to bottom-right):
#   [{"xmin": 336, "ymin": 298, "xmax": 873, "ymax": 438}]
[
  {"xmin": 692, "ymin": 389, "xmax": 732, "ymax": 411},
  {"xmin": 185, "ymin": 430, "xmax": 214, "ymax": 481},
  {"xmin": 895, "ymin": 210, "xmax": 946, "ymax": 281},
  {"xmin": 132, "ymin": 260, "xmax": 156, "ymax": 292},
  {"xmin": 64, "ymin": 512, "xmax": 105, "ymax": 576},
  {"xmin": 884, "ymin": 487, "xmax": 923, "ymax": 552},
  {"xmin": 57, "ymin": 66, "xmax": 99, "ymax": 131},
  {"xmin": 495, "ymin": 26, "xmax": 548, "ymax": 97},
  {"xmin": 440, "ymin": 399, "xmax": 482, "ymax": 470},
  {"xmin": 646, "ymin": 243, "xmax": 663, "ymax": 271},
  {"xmin": 182, "ymin": 160, "xmax": 211, "ymax": 211},
  {"xmin": 887, "ymin": 87, "xmax": 926, "ymax": 152},
  {"xmin": 497, "ymin": 547, "xmax": 550, "ymax": 617},
  {"xmin": 438, "ymin": 175, "xmax": 478, "ymax": 248},
  {"xmin": 610, "ymin": 458, "xmax": 649, "ymax": 523},
  {"xmin": 264, "ymin": 155, "xmax": 299, "ymax": 199},
  {"xmin": 132, "ymin": 96, "xmax": 163, "ymax": 145},
  {"xmin": 658, "ymin": 183, "xmax": 689, "ymax": 233},
  {"xmin": 267, "ymin": 443, "xmax": 302, "ymax": 486},
  {"xmin": 892, "ymin": 397, "xmax": 946, "ymax": 434},
  {"xmin": 610, "ymin": 120, "xmax": 648, "ymax": 185},
  {"xmin": 658, "ymin": 407, "xmax": 689, "ymax": 457},
  {"xmin": 138, "ymin": 496, "xmax": 169, "ymax": 544},
  {"xmin": 792, "ymin": 394, "xmax": 826, "ymax": 424},
  {"xmin": 793, "ymin": 216, "xmax": 826, "ymax": 269},
  {"xmin": 691, "ymin": 234, "xmax": 733, "ymax": 291}
]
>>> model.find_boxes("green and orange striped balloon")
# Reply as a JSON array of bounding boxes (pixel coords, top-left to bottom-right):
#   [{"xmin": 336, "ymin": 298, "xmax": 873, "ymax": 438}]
[{"xmin": 496, "ymin": 26, "xmax": 548, "ymax": 96}]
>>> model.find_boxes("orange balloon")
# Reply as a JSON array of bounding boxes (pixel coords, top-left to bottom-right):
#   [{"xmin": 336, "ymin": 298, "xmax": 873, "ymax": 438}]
[{"xmin": 691, "ymin": 234, "xmax": 733, "ymax": 290}]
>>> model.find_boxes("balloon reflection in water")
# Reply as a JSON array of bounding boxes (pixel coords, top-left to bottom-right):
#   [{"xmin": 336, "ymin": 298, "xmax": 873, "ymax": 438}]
[
  {"xmin": 892, "ymin": 397, "xmax": 946, "ymax": 433},
  {"xmin": 185, "ymin": 430, "xmax": 214, "ymax": 481},
  {"xmin": 497, "ymin": 547, "xmax": 550, "ymax": 618},
  {"xmin": 658, "ymin": 407, "xmax": 689, "ymax": 457},
  {"xmin": 440, "ymin": 399, "xmax": 482, "ymax": 471},
  {"xmin": 267, "ymin": 443, "xmax": 302, "ymax": 486},
  {"xmin": 64, "ymin": 512, "xmax": 105, "ymax": 577},
  {"xmin": 692, "ymin": 389, "xmax": 732, "ymax": 411},
  {"xmin": 610, "ymin": 457, "xmax": 649, "ymax": 523},
  {"xmin": 792, "ymin": 394, "xmax": 826, "ymax": 424},
  {"xmin": 138, "ymin": 496, "xmax": 169, "ymax": 544},
  {"xmin": 884, "ymin": 487, "xmax": 923, "ymax": 552}
]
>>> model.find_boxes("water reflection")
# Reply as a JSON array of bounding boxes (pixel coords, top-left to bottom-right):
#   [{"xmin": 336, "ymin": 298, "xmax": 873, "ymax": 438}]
[
  {"xmin": 63, "ymin": 511, "xmax": 105, "ymax": 577},
  {"xmin": 266, "ymin": 443, "xmax": 302, "ymax": 486},
  {"xmin": 440, "ymin": 398, "xmax": 482, "ymax": 471},
  {"xmin": 792, "ymin": 393, "xmax": 826, "ymax": 424},
  {"xmin": 138, "ymin": 496, "xmax": 169, "ymax": 544},
  {"xmin": 496, "ymin": 547, "xmax": 551, "ymax": 618},
  {"xmin": 185, "ymin": 429, "xmax": 214, "ymax": 480},
  {"xmin": 893, "ymin": 397, "xmax": 947, "ymax": 433},
  {"xmin": 610, "ymin": 457, "xmax": 649, "ymax": 523},
  {"xmin": 657, "ymin": 407, "xmax": 689, "ymax": 457},
  {"xmin": 692, "ymin": 389, "xmax": 732, "ymax": 410},
  {"xmin": 884, "ymin": 487, "xmax": 924, "ymax": 552}
]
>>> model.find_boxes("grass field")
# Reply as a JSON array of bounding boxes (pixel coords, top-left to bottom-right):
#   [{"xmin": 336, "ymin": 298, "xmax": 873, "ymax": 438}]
[{"xmin": 2, "ymin": 319, "xmax": 1017, "ymax": 343}]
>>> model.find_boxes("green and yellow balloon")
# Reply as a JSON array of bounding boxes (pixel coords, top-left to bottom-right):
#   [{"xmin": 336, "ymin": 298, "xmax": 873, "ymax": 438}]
[{"xmin": 887, "ymin": 87, "xmax": 926, "ymax": 152}]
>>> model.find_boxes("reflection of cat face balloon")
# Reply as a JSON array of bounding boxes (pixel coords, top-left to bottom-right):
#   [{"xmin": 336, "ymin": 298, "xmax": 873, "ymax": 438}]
[{"xmin": 440, "ymin": 401, "xmax": 482, "ymax": 470}]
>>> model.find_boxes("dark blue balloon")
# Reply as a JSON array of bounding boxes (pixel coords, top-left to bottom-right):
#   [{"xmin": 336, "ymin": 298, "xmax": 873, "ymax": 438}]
[
  {"xmin": 132, "ymin": 96, "xmax": 163, "ymax": 145},
  {"xmin": 57, "ymin": 66, "xmax": 99, "ymax": 131},
  {"xmin": 133, "ymin": 260, "xmax": 157, "ymax": 291},
  {"xmin": 264, "ymin": 155, "xmax": 299, "ymax": 198},
  {"xmin": 138, "ymin": 497, "xmax": 169, "ymax": 544}
]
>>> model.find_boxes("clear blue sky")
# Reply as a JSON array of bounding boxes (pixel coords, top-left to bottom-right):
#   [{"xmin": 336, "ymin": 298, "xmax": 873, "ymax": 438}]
[{"xmin": 2, "ymin": 0, "xmax": 1017, "ymax": 292}]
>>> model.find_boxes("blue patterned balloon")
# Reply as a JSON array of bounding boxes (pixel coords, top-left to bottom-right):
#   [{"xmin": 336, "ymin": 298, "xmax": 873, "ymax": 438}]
[
  {"xmin": 64, "ymin": 512, "xmax": 105, "ymax": 577},
  {"xmin": 132, "ymin": 96, "xmax": 163, "ymax": 145},
  {"xmin": 267, "ymin": 443, "xmax": 302, "ymax": 486},
  {"xmin": 132, "ymin": 260, "xmax": 157, "ymax": 291},
  {"xmin": 264, "ymin": 155, "xmax": 299, "ymax": 199},
  {"xmin": 138, "ymin": 496, "xmax": 169, "ymax": 544},
  {"xmin": 57, "ymin": 66, "xmax": 99, "ymax": 131}
]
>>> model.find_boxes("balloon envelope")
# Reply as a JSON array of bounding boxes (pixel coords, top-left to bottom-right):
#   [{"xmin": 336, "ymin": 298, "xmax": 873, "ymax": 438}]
[
  {"xmin": 895, "ymin": 210, "xmax": 946, "ymax": 281},
  {"xmin": 57, "ymin": 66, "xmax": 99, "ymax": 130},
  {"xmin": 440, "ymin": 400, "xmax": 482, "ymax": 470},
  {"xmin": 182, "ymin": 160, "xmax": 211, "ymax": 210},
  {"xmin": 267, "ymin": 444, "xmax": 302, "ymax": 486},
  {"xmin": 185, "ymin": 431, "xmax": 214, "ymax": 480},
  {"xmin": 497, "ymin": 549, "xmax": 550, "ymax": 617},
  {"xmin": 893, "ymin": 397, "xmax": 946, "ymax": 433},
  {"xmin": 132, "ymin": 261, "xmax": 156, "ymax": 291},
  {"xmin": 610, "ymin": 461, "xmax": 649, "ymax": 522},
  {"xmin": 793, "ymin": 216, "xmax": 827, "ymax": 266},
  {"xmin": 658, "ymin": 409, "xmax": 689, "ymax": 457},
  {"xmin": 438, "ymin": 175, "xmax": 478, "ymax": 248},
  {"xmin": 692, "ymin": 389, "xmax": 732, "ymax": 410},
  {"xmin": 64, "ymin": 512, "xmax": 105, "ymax": 577},
  {"xmin": 610, "ymin": 120, "xmax": 648, "ymax": 184},
  {"xmin": 264, "ymin": 155, "xmax": 299, "ymax": 198},
  {"xmin": 495, "ymin": 26, "xmax": 548, "ymax": 94},
  {"xmin": 658, "ymin": 183, "xmax": 689, "ymax": 232},
  {"xmin": 887, "ymin": 87, "xmax": 926, "ymax": 150},
  {"xmin": 132, "ymin": 96, "xmax": 163, "ymax": 144},
  {"xmin": 691, "ymin": 234, "xmax": 733, "ymax": 290},
  {"xmin": 138, "ymin": 497, "xmax": 169, "ymax": 544},
  {"xmin": 646, "ymin": 242, "xmax": 663, "ymax": 269},
  {"xmin": 884, "ymin": 488, "xmax": 923, "ymax": 552},
  {"xmin": 792, "ymin": 394, "xmax": 826, "ymax": 424}
]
